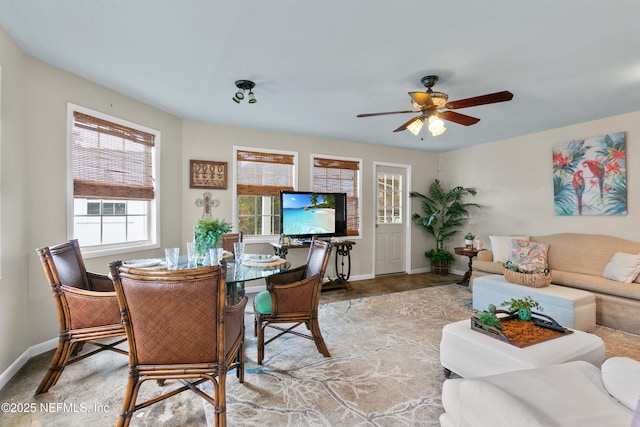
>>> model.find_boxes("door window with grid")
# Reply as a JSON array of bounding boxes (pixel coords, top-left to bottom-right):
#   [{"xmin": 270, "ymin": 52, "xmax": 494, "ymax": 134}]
[
  {"xmin": 69, "ymin": 105, "xmax": 159, "ymax": 253},
  {"xmin": 377, "ymin": 172, "xmax": 402, "ymax": 224},
  {"xmin": 235, "ymin": 148, "xmax": 296, "ymax": 237},
  {"xmin": 312, "ymin": 155, "xmax": 361, "ymax": 236}
]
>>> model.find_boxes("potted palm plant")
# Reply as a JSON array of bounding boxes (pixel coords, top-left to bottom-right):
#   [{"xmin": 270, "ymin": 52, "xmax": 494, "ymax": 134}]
[{"xmin": 410, "ymin": 179, "xmax": 479, "ymax": 274}]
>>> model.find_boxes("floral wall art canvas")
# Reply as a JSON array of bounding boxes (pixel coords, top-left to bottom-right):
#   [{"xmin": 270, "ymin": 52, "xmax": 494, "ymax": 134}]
[{"xmin": 553, "ymin": 131, "xmax": 626, "ymax": 216}]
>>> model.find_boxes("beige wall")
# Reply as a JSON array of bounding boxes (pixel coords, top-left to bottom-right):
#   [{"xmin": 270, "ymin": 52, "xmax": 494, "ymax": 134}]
[
  {"xmin": 0, "ymin": 25, "xmax": 30, "ymax": 380},
  {"xmin": 439, "ymin": 111, "xmax": 640, "ymax": 274}
]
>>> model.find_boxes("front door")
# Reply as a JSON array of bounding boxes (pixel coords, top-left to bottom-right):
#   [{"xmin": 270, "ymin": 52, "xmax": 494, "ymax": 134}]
[{"xmin": 375, "ymin": 166, "xmax": 406, "ymax": 275}]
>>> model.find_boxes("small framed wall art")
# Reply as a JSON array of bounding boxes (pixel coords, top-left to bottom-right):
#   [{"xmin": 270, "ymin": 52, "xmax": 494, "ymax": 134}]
[{"xmin": 190, "ymin": 160, "xmax": 228, "ymax": 190}]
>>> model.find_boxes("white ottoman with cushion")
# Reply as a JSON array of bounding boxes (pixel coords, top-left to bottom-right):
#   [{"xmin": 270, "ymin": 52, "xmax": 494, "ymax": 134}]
[
  {"xmin": 472, "ymin": 274, "xmax": 597, "ymax": 332},
  {"xmin": 440, "ymin": 319, "xmax": 605, "ymax": 378}
]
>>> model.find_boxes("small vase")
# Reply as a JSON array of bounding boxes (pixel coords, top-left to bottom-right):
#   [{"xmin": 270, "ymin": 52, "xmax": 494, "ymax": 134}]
[
  {"xmin": 465, "ymin": 239, "xmax": 473, "ymax": 249},
  {"xmin": 517, "ymin": 308, "xmax": 532, "ymax": 321}
]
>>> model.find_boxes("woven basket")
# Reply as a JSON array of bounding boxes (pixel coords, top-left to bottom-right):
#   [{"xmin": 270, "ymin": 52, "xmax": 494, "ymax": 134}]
[{"xmin": 503, "ymin": 267, "xmax": 552, "ymax": 288}]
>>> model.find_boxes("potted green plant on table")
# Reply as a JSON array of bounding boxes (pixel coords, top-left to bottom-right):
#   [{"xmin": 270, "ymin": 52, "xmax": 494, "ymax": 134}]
[
  {"xmin": 501, "ymin": 296, "xmax": 543, "ymax": 321},
  {"xmin": 193, "ymin": 218, "xmax": 232, "ymax": 265},
  {"xmin": 464, "ymin": 232, "xmax": 476, "ymax": 248},
  {"xmin": 410, "ymin": 179, "xmax": 479, "ymax": 275}
]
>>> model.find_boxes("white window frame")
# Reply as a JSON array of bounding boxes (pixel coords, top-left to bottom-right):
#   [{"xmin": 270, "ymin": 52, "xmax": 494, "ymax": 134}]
[
  {"xmin": 233, "ymin": 145, "xmax": 298, "ymax": 244},
  {"xmin": 310, "ymin": 153, "xmax": 362, "ymax": 239},
  {"xmin": 66, "ymin": 103, "xmax": 160, "ymax": 258}
]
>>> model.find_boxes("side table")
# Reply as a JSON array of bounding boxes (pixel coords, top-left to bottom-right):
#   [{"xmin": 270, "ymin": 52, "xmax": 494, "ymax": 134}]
[{"xmin": 454, "ymin": 247, "xmax": 481, "ymax": 286}]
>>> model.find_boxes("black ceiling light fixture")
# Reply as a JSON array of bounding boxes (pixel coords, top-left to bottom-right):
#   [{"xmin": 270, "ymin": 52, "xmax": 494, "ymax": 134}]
[{"xmin": 232, "ymin": 80, "xmax": 257, "ymax": 104}]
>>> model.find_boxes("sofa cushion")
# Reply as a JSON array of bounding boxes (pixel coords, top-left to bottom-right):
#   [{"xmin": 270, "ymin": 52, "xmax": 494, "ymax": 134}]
[
  {"xmin": 551, "ymin": 270, "xmax": 640, "ymax": 301},
  {"xmin": 489, "ymin": 235, "xmax": 529, "ymax": 263},
  {"xmin": 601, "ymin": 357, "xmax": 640, "ymax": 411},
  {"xmin": 601, "ymin": 252, "xmax": 640, "ymax": 283},
  {"xmin": 508, "ymin": 239, "xmax": 549, "ymax": 272}
]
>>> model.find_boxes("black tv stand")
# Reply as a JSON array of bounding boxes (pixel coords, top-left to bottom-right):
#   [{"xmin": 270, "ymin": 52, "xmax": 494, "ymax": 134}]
[{"xmin": 270, "ymin": 240, "xmax": 356, "ymax": 291}]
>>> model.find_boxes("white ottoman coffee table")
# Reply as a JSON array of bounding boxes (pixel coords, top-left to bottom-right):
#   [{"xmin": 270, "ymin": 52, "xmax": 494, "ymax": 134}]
[
  {"xmin": 440, "ymin": 319, "xmax": 605, "ymax": 378},
  {"xmin": 472, "ymin": 274, "xmax": 596, "ymax": 332}
]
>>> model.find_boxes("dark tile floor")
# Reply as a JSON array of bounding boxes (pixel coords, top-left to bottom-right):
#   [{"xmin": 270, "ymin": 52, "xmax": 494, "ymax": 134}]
[{"xmin": 320, "ymin": 271, "xmax": 463, "ymax": 303}]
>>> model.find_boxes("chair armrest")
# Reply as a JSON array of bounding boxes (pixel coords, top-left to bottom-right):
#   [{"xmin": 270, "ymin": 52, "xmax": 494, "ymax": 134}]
[
  {"xmin": 225, "ymin": 297, "xmax": 248, "ymax": 354},
  {"xmin": 61, "ymin": 286, "xmax": 122, "ymax": 328},
  {"xmin": 87, "ymin": 272, "xmax": 115, "ymax": 292},
  {"xmin": 478, "ymin": 250, "xmax": 494, "ymax": 262},
  {"xmin": 265, "ymin": 265, "xmax": 306, "ymax": 287},
  {"xmin": 268, "ymin": 274, "xmax": 320, "ymax": 313},
  {"xmin": 455, "ymin": 379, "xmax": 552, "ymax": 427}
]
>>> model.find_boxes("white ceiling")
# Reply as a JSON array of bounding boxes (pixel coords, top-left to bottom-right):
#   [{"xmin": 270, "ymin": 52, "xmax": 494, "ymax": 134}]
[{"xmin": 2, "ymin": 0, "xmax": 640, "ymax": 152}]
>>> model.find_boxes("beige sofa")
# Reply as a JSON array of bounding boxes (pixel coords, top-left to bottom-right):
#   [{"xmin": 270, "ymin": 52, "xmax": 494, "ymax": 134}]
[{"xmin": 470, "ymin": 233, "xmax": 640, "ymax": 335}]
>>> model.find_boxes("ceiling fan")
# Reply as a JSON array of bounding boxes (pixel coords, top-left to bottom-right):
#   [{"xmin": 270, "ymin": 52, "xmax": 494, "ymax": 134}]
[{"xmin": 356, "ymin": 75, "xmax": 513, "ymax": 137}]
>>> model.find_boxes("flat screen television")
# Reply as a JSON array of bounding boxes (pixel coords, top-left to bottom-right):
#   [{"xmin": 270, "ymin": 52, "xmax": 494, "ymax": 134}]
[{"xmin": 280, "ymin": 191, "xmax": 347, "ymax": 241}]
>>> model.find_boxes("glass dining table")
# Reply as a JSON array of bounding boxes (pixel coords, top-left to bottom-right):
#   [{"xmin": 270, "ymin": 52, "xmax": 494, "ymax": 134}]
[{"xmin": 174, "ymin": 255, "xmax": 290, "ymax": 303}]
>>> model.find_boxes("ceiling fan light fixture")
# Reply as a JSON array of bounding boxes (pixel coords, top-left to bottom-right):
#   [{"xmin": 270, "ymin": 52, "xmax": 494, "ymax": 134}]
[
  {"xmin": 428, "ymin": 115, "xmax": 446, "ymax": 137},
  {"xmin": 429, "ymin": 91, "xmax": 449, "ymax": 108},
  {"xmin": 407, "ymin": 117, "xmax": 425, "ymax": 136},
  {"xmin": 248, "ymin": 90, "xmax": 257, "ymax": 104}
]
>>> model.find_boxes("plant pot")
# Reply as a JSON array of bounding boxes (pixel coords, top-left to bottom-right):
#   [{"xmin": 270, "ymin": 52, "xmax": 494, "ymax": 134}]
[
  {"xmin": 517, "ymin": 308, "xmax": 532, "ymax": 321},
  {"xmin": 431, "ymin": 260, "xmax": 449, "ymax": 275}
]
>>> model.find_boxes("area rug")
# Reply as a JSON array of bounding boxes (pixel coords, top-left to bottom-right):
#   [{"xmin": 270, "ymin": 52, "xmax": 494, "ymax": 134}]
[{"xmin": 204, "ymin": 283, "xmax": 474, "ymax": 426}]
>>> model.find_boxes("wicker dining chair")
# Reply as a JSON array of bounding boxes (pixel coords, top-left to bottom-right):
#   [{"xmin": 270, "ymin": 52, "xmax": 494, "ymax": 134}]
[
  {"xmin": 109, "ymin": 260, "xmax": 246, "ymax": 427},
  {"xmin": 253, "ymin": 237, "xmax": 333, "ymax": 365},
  {"xmin": 221, "ymin": 232, "xmax": 243, "ymax": 254},
  {"xmin": 35, "ymin": 239, "xmax": 127, "ymax": 395}
]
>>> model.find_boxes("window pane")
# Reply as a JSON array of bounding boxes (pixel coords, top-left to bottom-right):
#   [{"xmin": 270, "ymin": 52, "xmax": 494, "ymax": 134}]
[
  {"xmin": 377, "ymin": 173, "xmax": 402, "ymax": 224},
  {"xmin": 102, "ymin": 216, "xmax": 127, "ymax": 244},
  {"xmin": 235, "ymin": 148, "xmax": 293, "ymax": 238},
  {"xmin": 74, "ymin": 215, "xmax": 101, "ymax": 246},
  {"xmin": 127, "ymin": 215, "xmax": 147, "ymax": 242}
]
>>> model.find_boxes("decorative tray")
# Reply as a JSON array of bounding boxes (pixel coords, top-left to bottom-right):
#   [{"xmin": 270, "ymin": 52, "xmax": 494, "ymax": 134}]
[{"xmin": 471, "ymin": 311, "xmax": 573, "ymax": 348}]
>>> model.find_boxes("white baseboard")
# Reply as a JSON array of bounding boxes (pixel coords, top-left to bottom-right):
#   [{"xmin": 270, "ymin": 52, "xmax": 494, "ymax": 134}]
[{"xmin": 0, "ymin": 337, "xmax": 57, "ymax": 391}]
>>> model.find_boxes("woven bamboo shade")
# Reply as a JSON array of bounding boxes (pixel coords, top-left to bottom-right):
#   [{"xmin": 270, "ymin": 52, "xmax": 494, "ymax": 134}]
[
  {"xmin": 72, "ymin": 112, "xmax": 155, "ymax": 200},
  {"xmin": 236, "ymin": 150, "xmax": 294, "ymax": 196},
  {"xmin": 313, "ymin": 157, "xmax": 360, "ymax": 236}
]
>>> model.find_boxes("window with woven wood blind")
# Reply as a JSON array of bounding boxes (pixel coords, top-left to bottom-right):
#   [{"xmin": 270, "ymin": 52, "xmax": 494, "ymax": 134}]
[
  {"xmin": 236, "ymin": 148, "xmax": 296, "ymax": 236},
  {"xmin": 69, "ymin": 105, "xmax": 159, "ymax": 254},
  {"xmin": 312, "ymin": 156, "xmax": 361, "ymax": 236},
  {"xmin": 73, "ymin": 111, "xmax": 155, "ymax": 200}
]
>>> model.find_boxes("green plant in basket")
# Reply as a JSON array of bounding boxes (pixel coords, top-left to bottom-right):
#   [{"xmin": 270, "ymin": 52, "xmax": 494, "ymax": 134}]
[{"xmin": 424, "ymin": 248, "xmax": 455, "ymax": 263}]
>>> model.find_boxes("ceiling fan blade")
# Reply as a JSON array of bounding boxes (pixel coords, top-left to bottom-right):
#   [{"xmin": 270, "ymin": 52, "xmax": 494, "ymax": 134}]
[
  {"xmin": 444, "ymin": 91, "xmax": 513, "ymax": 110},
  {"xmin": 357, "ymin": 110, "xmax": 415, "ymax": 118},
  {"xmin": 408, "ymin": 92, "xmax": 433, "ymax": 107},
  {"xmin": 393, "ymin": 116, "xmax": 422, "ymax": 133},
  {"xmin": 439, "ymin": 111, "xmax": 481, "ymax": 126}
]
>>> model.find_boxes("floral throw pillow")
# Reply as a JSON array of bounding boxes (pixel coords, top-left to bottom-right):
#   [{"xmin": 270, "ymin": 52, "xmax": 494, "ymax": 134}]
[{"xmin": 508, "ymin": 239, "xmax": 549, "ymax": 272}]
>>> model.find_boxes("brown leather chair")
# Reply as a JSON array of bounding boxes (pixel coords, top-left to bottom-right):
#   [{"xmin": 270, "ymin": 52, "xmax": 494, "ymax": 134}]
[
  {"xmin": 109, "ymin": 260, "xmax": 246, "ymax": 427},
  {"xmin": 35, "ymin": 239, "xmax": 127, "ymax": 394},
  {"xmin": 253, "ymin": 238, "xmax": 333, "ymax": 365}
]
